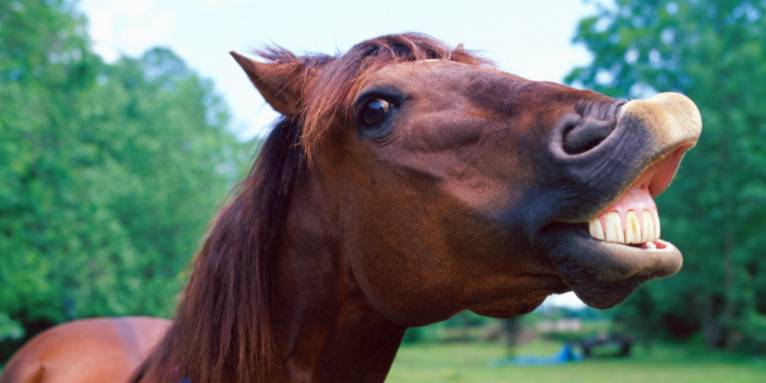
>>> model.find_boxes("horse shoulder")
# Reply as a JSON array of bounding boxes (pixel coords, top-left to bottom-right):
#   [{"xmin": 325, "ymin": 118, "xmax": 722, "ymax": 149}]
[{"xmin": 0, "ymin": 317, "xmax": 171, "ymax": 383}]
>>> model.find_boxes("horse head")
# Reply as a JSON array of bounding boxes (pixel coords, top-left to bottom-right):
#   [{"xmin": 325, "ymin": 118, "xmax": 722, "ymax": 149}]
[{"xmin": 232, "ymin": 34, "xmax": 701, "ymax": 325}]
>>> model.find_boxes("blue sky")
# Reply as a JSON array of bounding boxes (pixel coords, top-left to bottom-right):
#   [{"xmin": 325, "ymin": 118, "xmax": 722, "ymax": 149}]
[{"xmin": 79, "ymin": 0, "xmax": 593, "ymax": 308}]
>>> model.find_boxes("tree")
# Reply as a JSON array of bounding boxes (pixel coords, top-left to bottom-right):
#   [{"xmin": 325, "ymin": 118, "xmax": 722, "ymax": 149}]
[
  {"xmin": 0, "ymin": 0, "xmax": 252, "ymax": 359},
  {"xmin": 567, "ymin": 0, "xmax": 766, "ymax": 350},
  {"xmin": 1, "ymin": 0, "xmax": 105, "ymax": 336}
]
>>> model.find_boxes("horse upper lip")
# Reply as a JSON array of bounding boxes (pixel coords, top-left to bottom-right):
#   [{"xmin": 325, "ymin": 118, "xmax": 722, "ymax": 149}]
[{"xmin": 580, "ymin": 141, "xmax": 692, "ymax": 246}]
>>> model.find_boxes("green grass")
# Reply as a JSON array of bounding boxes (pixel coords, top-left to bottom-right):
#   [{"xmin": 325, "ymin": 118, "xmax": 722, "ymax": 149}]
[
  {"xmin": 387, "ymin": 341, "xmax": 766, "ymax": 383},
  {"xmin": 3, "ymin": 342, "xmax": 764, "ymax": 382}
]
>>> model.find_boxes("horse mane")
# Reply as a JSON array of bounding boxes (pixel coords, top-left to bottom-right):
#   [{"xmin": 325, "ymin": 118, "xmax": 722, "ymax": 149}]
[{"xmin": 133, "ymin": 33, "xmax": 484, "ymax": 383}]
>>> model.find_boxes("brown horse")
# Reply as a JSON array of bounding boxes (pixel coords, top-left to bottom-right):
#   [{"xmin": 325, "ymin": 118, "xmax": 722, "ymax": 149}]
[{"xmin": 1, "ymin": 33, "xmax": 702, "ymax": 383}]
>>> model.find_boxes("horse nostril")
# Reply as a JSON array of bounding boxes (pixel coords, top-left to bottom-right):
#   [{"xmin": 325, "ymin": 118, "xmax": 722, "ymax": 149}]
[{"xmin": 562, "ymin": 117, "xmax": 616, "ymax": 155}]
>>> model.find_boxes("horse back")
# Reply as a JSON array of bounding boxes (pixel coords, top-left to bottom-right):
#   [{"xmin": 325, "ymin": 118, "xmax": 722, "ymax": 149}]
[{"xmin": 0, "ymin": 317, "xmax": 170, "ymax": 383}]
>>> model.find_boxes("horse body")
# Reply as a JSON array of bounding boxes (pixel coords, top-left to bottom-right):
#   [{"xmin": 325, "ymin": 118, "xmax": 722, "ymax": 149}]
[
  {"xmin": 0, "ymin": 318, "xmax": 168, "ymax": 383},
  {"xmin": 1, "ymin": 33, "xmax": 702, "ymax": 383}
]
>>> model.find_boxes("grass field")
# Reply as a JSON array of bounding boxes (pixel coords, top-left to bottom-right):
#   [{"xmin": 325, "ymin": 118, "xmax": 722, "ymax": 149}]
[
  {"xmin": 387, "ymin": 341, "xmax": 766, "ymax": 383},
  {"xmin": 2, "ymin": 341, "xmax": 763, "ymax": 382}
]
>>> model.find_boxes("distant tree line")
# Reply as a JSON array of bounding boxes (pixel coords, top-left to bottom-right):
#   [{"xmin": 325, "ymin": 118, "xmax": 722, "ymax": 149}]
[
  {"xmin": 0, "ymin": 0, "xmax": 253, "ymax": 358},
  {"xmin": 568, "ymin": 0, "xmax": 766, "ymax": 352}
]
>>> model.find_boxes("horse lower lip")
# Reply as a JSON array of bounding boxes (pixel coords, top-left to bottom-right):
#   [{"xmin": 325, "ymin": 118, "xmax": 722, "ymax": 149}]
[
  {"xmin": 591, "ymin": 235, "xmax": 671, "ymax": 251},
  {"xmin": 534, "ymin": 222, "xmax": 683, "ymax": 308}
]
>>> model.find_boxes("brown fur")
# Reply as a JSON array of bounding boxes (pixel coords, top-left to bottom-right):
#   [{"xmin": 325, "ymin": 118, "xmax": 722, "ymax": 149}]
[
  {"xmin": 136, "ymin": 34, "xmax": 481, "ymax": 383},
  {"xmin": 0, "ymin": 318, "xmax": 168, "ymax": 383}
]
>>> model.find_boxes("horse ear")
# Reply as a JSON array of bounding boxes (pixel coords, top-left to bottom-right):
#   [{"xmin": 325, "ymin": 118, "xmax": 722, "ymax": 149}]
[{"xmin": 230, "ymin": 51, "xmax": 307, "ymax": 116}]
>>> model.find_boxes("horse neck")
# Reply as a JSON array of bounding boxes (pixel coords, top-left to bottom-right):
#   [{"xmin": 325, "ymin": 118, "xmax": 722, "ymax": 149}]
[{"xmin": 274, "ymin": 171, "xmax": 406, "ymax": 382}]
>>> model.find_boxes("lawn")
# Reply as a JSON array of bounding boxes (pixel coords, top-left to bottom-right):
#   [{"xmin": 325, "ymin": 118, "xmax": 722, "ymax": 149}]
[
  {"xmin": 387, "ymin": 341, "xmax": 766, "ymax": 383},
  {"xmin": 2, "ymin": 341, "xmax": 764, "ymax": 382}
]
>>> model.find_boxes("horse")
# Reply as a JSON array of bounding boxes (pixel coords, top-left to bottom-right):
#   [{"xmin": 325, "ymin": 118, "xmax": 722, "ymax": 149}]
[{"xmin": 0, "ymin": 33, "xmax": 702, "ymax": 383}]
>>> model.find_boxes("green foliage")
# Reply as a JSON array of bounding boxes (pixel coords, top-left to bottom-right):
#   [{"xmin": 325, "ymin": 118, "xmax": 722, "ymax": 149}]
[
  {"xmin": 567, "ymin": 0, "xmax": 766, "ymax": 350},
  {"xmin": 0, "ymin": 0, "xmax": 251, "ymax": 347},
  {"xmin": 403, "ymin": 312, "xmax": 492, "ymax": 344}
]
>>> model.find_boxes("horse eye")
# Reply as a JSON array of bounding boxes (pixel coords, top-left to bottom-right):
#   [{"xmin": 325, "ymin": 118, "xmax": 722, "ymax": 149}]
[{"xmin": 359, "ymin": 98, "xmax": 391, "ymax": 127}]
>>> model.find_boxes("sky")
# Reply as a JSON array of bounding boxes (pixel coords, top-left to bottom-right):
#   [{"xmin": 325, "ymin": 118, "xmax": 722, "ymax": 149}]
[{"xmin": 78, "ymin": 0, "xmax": 594, "ymax": 308}]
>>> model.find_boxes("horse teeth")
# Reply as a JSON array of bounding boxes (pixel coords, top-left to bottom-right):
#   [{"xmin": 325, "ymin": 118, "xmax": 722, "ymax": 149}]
[
  {"xmin": 588, "ymin": 218, "xmax": 605, "ymax": 240},
  {"xmin": 625, "ymin": 211, "xmax": 641, "ymax": 244},
  {"xmin": 604, "ymin": 212, "xmax": 624, "ymax": 243},
  {"xmin": 588, "ymin": 208, "xmax": 661, "ymax": 245},
  {"xmin": 642, "ymin": 210, "xmax": 655, "ymax": 242}
]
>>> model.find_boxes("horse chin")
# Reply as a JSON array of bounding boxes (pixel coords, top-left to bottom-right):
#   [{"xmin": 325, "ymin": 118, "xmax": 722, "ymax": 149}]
[
  {"xmin": 468, "ymin": 293, "xmax": 554, "ymax": 318},
  {"xmin": 536, "ymin": 222, "xmax": 682, "ymax": 309},
  {"xmin": 466, "ymin": 277, "xmax": 570, "ymax": 319}
]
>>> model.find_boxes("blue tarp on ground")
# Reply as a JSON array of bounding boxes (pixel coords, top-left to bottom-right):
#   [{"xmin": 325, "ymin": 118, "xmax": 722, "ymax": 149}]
[{"xmin": 493, "ymin": 344, "xmax": 582, "ymax": 366}]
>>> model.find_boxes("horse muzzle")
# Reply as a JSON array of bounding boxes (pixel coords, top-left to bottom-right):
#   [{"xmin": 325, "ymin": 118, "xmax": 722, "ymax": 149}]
[{"xmin": 535, "ymin": 92, "xmax": 702, "ymax": 308}]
